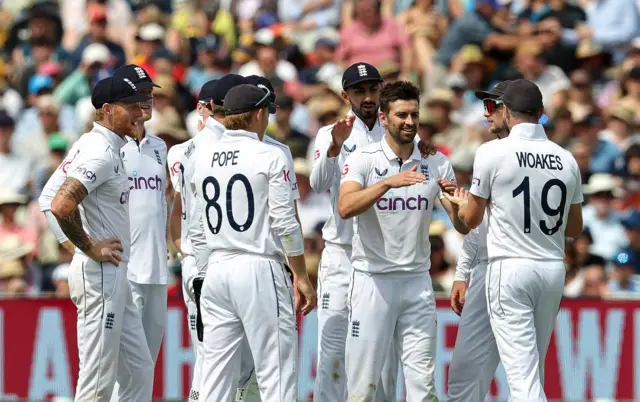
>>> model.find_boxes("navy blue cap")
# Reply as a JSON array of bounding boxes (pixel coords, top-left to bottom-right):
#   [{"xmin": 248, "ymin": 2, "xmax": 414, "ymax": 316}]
[
  {"xmin": 91, "ymin": 76, "xmax": 152, "ymax": 109},
  {"xmin": 224, "ymin": 84, "xmax": 277, "ymax": 116},
  {"xmin": 342, "ymin": 62, "xmax": 383, "ymax": 90},
  {"xmin": 622, "ymin": 210, "xmax": 640, "ymax": 230},
  {"xmin": 612, "ymin": 248, "xmax": 639, "ymax": 269},
  {"xmin": 151, "ymin": 47, "xmax": 178, "ymax": 61},
  {"xmin": 245, "ymin": 75, "xmax": 277, "ymax": 113},
  {"xmin": 475, "ymin": 80, "xmax": 512, "ymax": 100},
  {"xmin": 197, "ymin": 34, "xmax": 221, "ymax": 52},
  {"xmin": 199, "ymin": 79, "xmax": 219, "ymax": 103},
  {"xmin": 113, "ymin": 64, "xmax": 160, "ymax": 90},
  {"xmin": 210, "ymin": 74, "xmax": 248, "ymax": 105},
  {"xmin": 499, "ymin": 79, "xmax": 543, "ymax": 115}
]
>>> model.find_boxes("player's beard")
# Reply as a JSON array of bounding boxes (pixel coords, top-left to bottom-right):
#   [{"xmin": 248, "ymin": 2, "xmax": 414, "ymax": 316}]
[
  {"xmin": 388, "ymin": 121, "xmax": 417, "ymax": 145},
  {"xmin": 352, "ymin": 100, "xmax": 378, "ymax": 121},
  {"xmin": 111, "ymin": 110, "xmax": 138, "ymax": 139},
  {"xmin": 491, "ymin": 117, "xmax": 509, "ymax": 138}
]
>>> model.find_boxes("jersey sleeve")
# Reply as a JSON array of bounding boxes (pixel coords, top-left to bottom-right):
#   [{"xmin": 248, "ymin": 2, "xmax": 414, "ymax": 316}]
[
  {"xmin": 66, "ymin": 149, "xmax": 112, "ymax": 194},
  {"xmin": 438, "ymin": 155, "xmax": 456, "ymax": 200},
  {"xmin": 282, "ymin": 144, "xmax": 300, "ymax": 201},
  {"xmin": 187, "ymin": 160, "xmax": 213, "ymax": 272},
  {"xmin": 469, "ymin": 143, "xmax": 493, "ymax": 199},
  {"xmin": 340, "ymin": 151, "xmax": 367, "ymax": 187},
  {"xmin": 309, "ymin": 125, "xmax": 338, "ymax": 193},
  {"xmin": 268, "ymin": 148, "xmax": 304, "ymax": 256},
  {"xmin": 571, "ymin": 162, "xmax": 584, "ymax": 205},
  {"xmin": 167, "ymin": 145, "xmax": 184, "ymax": 192},
  {"xmin": 454, "ymin": 229, "xmax": 480, "ymax": 281}
]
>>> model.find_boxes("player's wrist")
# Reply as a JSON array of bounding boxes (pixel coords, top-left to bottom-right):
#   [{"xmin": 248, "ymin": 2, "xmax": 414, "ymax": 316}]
[{"xmin": 327, "ymin": 141, "xmax": 342, "ymax": 158}]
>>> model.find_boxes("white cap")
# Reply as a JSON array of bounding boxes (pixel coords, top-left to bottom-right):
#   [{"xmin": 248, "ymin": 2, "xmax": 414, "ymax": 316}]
[
  {"xmin": 82, "ymin": 43, "xmax": 110, "ymax": 65},
  {"xmin": 137, "ymin": 23, "xmax": 165, "ymax": 42},
  {"xmin": 37, "ymin": 94, "xmax": 61, "ymax": 113},
  {"xmin": 254, "ymin": 28, "xmax": 275, "ymax": 46},
  {"xmin": 583, "ymin": 173, "xmax": 623, "ymax": 197}
]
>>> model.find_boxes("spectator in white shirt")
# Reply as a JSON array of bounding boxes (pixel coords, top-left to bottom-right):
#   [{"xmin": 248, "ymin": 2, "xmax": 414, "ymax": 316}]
[
  {"xmin": 0, "ymin": 113, "xmax": 30, "ymax": 194},
  {"xmin": 293, "ymin": 157, "xmax": 330, "ymax": 235},
  {"xmin": 237, "ymin": 30, "xmax": 298, "ymax": 82}
]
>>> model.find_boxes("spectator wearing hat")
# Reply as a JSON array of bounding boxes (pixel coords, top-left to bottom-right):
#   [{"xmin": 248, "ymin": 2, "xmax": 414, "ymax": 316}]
[
  {"xmin": 337, "ymin": 0, "xmax": 411, "ymax": 79},
  {"xmin": 54, "ymin": 43, "xmax": 112, "ymax": 106},
  {"xmin": 185, "ymin": 34, "xmax": 228, "ymax": 96},
  {"xmin": 267, "ymin": 95, "xmax": 310, "ymax": 158},
  {"xmin": 0, "ymin": 113, "xmax": 30, "ymax": 193},
  {"xmin": 426, "ymin": 88, "xmax": 466, "ymax": 151},
  {"xmin": 134, "ymin": 22, "xmax": 166, "ymax": 68},
  {"xmin": 0, "ymin": 235, "xmax": 35, "ymax": 297},
  {"xmin": 574, "ymin": 113, "xmax": 621, "ymax": 173},
  {"xmin": 621, "ymin": 210, "xmax": 640, "ymax": 263},
  {"xmin": 512, "ymin": 40, "xmax": 570, "ymax": 112},
  {"xmin": 67, "ymin": 5, "xmax": 125, "ymax": 71},
  {"xmin": 0, "ymin": 61, "xmax": 24, "ymax": 120},
  {"xmin": 14, "ymin": 95, "xmax": 77, "ymax": 167},
  {"xmin": 14, "ymin": 74, "xmax": 77, "ymax": 148},
  {"xmin": 608, "ymin": 249, "xmax": 640, "ymax": 293},
  {"xmin": 583, "ymin": 173, "xmax": 628, "ymax": 259},
  {"xmin": 237, "ymin": 30, "xmax": 299, "ymax": 82},
  {"xmin": 0, "ymin": 190, "xmax": 37, "ymax": 256},
  {"xmin": 600, "ymin": 103, "xmax": 637, "ymax": 150}
]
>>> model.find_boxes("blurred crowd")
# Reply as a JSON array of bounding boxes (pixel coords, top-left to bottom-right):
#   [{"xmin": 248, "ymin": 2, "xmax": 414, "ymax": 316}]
[{"xmin": 0, "ymin": 0, "xmax": 639, "ymax": 299}]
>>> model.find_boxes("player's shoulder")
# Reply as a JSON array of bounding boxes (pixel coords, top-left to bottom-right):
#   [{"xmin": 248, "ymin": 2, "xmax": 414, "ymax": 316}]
[
  {"xmin": 167, "ymin": 140, "xmax": 192, "ymax": 162},
  {"xmin": 146, "ymin": 134, "xmax": 168, "ymax": 151},
  {"xmin": 425, "ymin": 151, "xmax": 451, "ymax": 167},
  {"xmin": 75, "ymin": 131, "xmax": 116, "ymax": 158},
  {"xmin": 263, "ymin": 135, "xmax": 293, "ymax": 156},
  {"xmin": 316, "ymin": 123, "xmax": 336, "ymax": 139}
]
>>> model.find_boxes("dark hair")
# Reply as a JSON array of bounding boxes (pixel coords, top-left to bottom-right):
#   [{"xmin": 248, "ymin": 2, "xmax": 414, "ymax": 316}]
[
  {"xmin": 379, "ymin": 81, "xmax": 420, "ymax": 114},
  {"xmin": 626, "ymin": 143, "xmax": 640, "ymax": 163}
]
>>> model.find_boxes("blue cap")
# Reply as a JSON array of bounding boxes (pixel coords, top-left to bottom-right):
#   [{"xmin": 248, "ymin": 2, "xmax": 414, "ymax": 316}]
[
  {"xmin": 197, "ymin": 34, "xmax": 221, "ymax": 52},
  {"xmin": 612, "ymin": 249, "xmax": 639, "ymax": 269},
  {"xmin": 622, "ymin": 210, "xmax": 640, "ymax": 230},
  {"xmin": 254, "ymin": 11, "xmax": 278, "ymax": 30},
  {"xmin": 29, "ymin": 74, "xmax": 54, "ymax": 95}
]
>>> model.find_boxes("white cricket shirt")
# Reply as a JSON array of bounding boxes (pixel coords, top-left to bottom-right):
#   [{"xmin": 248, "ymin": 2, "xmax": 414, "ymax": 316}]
[
  {"xmin": 470, "ymin": 123, "xmax": 583, "ymax": 263},
  {"xmin": 341, "ymin": 137, "xmax": 455, "ymax": 274},
  {"xmin": 121, "ymin": 134, "xmax": 168, "ymax": 284},
  {"xmin": 66, "ymin": 123, "xmax": 131, "ymax": 263},
  {"xmin": 167, "ymin": 139, "xmax": 192, "ymax": 255},
  {"xmin": 191, "ymin": 129, "xmax": 303, "ymax": 263},
  {"xmin": 310, "ymin": 112, "xmax": 385, "ymax": 247}
]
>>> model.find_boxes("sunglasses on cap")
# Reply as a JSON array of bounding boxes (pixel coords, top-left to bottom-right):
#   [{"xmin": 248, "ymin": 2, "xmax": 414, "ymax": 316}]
[{"xmin": 483, "ymin": 98, "xmax": 503, "ymax": 114}]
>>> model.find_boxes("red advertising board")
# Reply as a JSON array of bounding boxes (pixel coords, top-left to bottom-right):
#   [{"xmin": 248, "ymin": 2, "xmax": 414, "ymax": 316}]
[{"xmin": 0, "ymin": 298, "xmax": 638, "ymax": 400}]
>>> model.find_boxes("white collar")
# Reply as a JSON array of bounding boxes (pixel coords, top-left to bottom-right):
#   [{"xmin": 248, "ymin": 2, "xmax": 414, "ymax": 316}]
[
  {"xmin": 205, "ymin": 116, "xmax": 225, "ymax": 136},
  {"xmin": 222, "ymin": 129, "xmax": 260, "ymax": 141},
  {"xmin": 380, "ymin": 135, "xmax": 421, "ymax": 162},
  {"xmin": 92, "ymin": 122, "xmax": 128, "ymax": 150},
  {"xmin": 509, "ymin": 123, "xmax": 548, "ymax": 141}
]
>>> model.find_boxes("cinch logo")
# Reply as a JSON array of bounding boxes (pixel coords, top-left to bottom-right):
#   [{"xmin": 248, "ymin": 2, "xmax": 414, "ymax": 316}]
[
  {"xmin": 129, "ymin": 175, "xmax": 163, "ymax": 191},
  {"xmin": 74, "ymin": 166, "xmax": 96, "ymax": 182},
  {"xmin": 60, "ymin": 161, "xmax": 71, "ymax": 173},
  {"xmin": 376, "ymin": 194, "xmax": 429, "ymax": 211}
]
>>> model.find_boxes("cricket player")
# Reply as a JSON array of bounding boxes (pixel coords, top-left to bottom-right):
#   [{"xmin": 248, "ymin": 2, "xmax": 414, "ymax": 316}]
[
  {"xmin": 311, "ymin": 62, "xmax": 407, "ymax": 402},
  {"xmin": 449, "ymin": 79, "xmax": 583, "ymax": 401},
  {"xmin": 112, "ymin": 64, "xmax": 167, "ymax": 366},
  {"xmin": 49, "ymin": 76, "xmax": 154, "ymax": 401},
  {"xmin": 447, "ymin": 81, "xmax": 511, "ymax": 401},
  {"xmin": 338, "ymin": 81, "xmax": 469, "ymax": 401},
  {"xmin": 192, "ymin": 84, "xmax": 316, "ymax": 402}
]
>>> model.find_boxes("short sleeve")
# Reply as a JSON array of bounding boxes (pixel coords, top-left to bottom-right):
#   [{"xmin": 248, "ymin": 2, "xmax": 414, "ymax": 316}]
[
  {"xmin": 469, "ymin": 144, "xmax": 493, "ymax": 199},
  {"xmin": 340, "ymin": 152, "xmax": 367, "ymax": 187},
  {"xmin": 167, "ymin": 145, "xmax": 184, "ymax": 191},
  {"xmin": 571, "ymin": 164, "xmax": 584, "ymax": 205},
  {"xmin": 438, "ymin": 156, "xmax": 456, "ymax": 200},
  {"xmin": 67, "ymin": 151, "xmax": 112, "ymax": 194}
]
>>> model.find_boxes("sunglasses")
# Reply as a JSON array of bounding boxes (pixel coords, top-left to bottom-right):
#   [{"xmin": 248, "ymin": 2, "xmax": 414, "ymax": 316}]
[
  {"xmin": 483, "ymin": 99, "xmax": 503, "ymax": 114},
  {"xmin": 255, "ymin": 87, "xmax": 273, "ymax": 108}
]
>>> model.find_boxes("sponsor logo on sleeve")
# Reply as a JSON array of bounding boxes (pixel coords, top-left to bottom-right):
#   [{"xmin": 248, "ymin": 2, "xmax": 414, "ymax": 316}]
[
  {"xmin": 60, "ymin": 161, "xmax": 71, "ymax": 174},
  {"xmin": 283, "ymin": 169, "xmax": 291, "ymax": 183},
  {"xmin": 74, "ymin": 166, "xmax": 97, "ymax": 183},
  {"xmin": 171, "ymin": 161, "xmax": 181, "ymax": 177},
  {"xmin": 314, "ymin": 149, "xmax": 320, "ymax": 160},
  {"xmin": 342, "ymin": 164, "xmax": 349, "ymax": 177},
  {"xmin": 472, "ymin": 176, "xmax": 481, "ymax": 186}
]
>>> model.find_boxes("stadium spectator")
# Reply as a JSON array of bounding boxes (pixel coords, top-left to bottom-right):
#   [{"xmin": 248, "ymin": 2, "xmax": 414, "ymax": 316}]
[
  {"xmin": 292, "ymin": 157, "xmax": 331, "ymax": 235},
  {"xmin": 54, "ymin": 43, "xmax": 112, "ymax": 106},
  {"xmin": 580, "ymin": 264, "xmax": 610, "ymax": 297},
  {"xmin": 185, "ymin": 34, "xmax": 228, "ymax": 96},
  {"xmin": 574, "ymin": 113, "xmax": 620, "ymax": 174},
  {"xmin": 0, "ymin": 190, "xmax": 37, "ymax": 257},
  {"xmin": 609, "ymin": 249, "xmax": 640, "ymax": 293},
  {"xmin": 0, "ymin": 113, "xmax": 30, "ymax": 193},
  {"xmin": 0, "ymin": 235, "xmax": 33, "ymax": 297},
  {"xmin": 426, "ymin": 88, "xmax": 465, "ymax": 150},
  {"xmin": 268, "ymin": 95, "xmax": 310, "ymax": 158}
]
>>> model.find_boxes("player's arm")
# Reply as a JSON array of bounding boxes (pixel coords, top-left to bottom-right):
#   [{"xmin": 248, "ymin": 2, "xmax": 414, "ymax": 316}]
[
  {"xmin": 450, "ymin": 231, "xmax": 479, "ymax": 316},
  {"xmin": 440, "ymin": 194, "xmax": 470, "ymax": 235},
  {"xmin": 458, "ymin": 144, "xmax": 493, "ymax": 229},
  {"xmin": 565, "ymin": 166, "xmax": 584, "ymax": 238},
  {"xmin": 40, "ymin": 184, "xmax": 75, "ymax": 255},
  {"xmin": 51, "ymin": 176, "xmax": 122, "ymax": 265},
  {"xmin": 309, "ymin": 127, "xmax": 338, "ymax": 193},
  {"xmin": 269, "ymin": 150, "xmax": 315, "ymax": 315},
  {"xmin": 169, "ymin": 193, "xmax": 182, "ymax": 251},
  {"xmin": 436, "ymin": 158, "xmax": 470, "ymax": 234}
]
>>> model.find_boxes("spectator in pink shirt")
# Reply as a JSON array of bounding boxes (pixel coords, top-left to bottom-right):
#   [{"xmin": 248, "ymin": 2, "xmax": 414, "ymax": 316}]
[
  {"xmin": 337, "ymin": 0, "xmax": 411, "ymax": 79},
  {"xmin": 0, "ymin": 190, "xmax": 38, "ymax": 259}
]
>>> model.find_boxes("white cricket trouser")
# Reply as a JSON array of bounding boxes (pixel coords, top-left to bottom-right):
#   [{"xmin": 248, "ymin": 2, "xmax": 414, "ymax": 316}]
[
  {"xmin": 448, "ymin": 264, "xmax": 499, "ymax": 401},
  {"xmin": 200, "ymin": 256, "xmax": 297, "ymax": 402},
  {"xmin": 486, "ymin": 259, "xmax": 565, "ymax": 402},
  {"xmin": 129, "ymin": 281, "xmax": 168, "ymax": 363},
  {"xmin": 346, "ymin": 270, "xmax": 438, "ymax": 402},
  {"xmin": 68, "ymin": 255, "xmax": 153, "ymax": 402},
  {"xmin": 315, "ymin": 243, "xmax": 397, "ymax": 402},
  {"xmin": 182, "ymin": 256, "xmax": 203, "ymax": 402}
]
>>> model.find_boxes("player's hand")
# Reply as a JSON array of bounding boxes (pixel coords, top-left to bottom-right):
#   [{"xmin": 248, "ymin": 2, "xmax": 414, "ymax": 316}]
[
  {"xmin": 437, "ymin": 179, "xmax": 457, "ymax": 196},
  {"xmin": 443, "ymin": 186, "xmax": 469, "ymax": 208},
  {"xmin": 418, "ymin": 140, "xmax": 438, "ymax": 158},
  {"xmin": 384, "ymin": 165, "xmax": 426, "ymax": 188},
  {"xmin": 450, "ymin": 280, "xmax": 468, "ymax": 316},
  {"xmin": 87, "ymin": 237, "xmax": 123, "ymax": 266},
  {"xmin": 328, "ymin": 115, "xmax": 356, "ymax": 156},
  {"xmin": 295, "ymin": 274, "xmax": 316, "ymax": 316}
]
